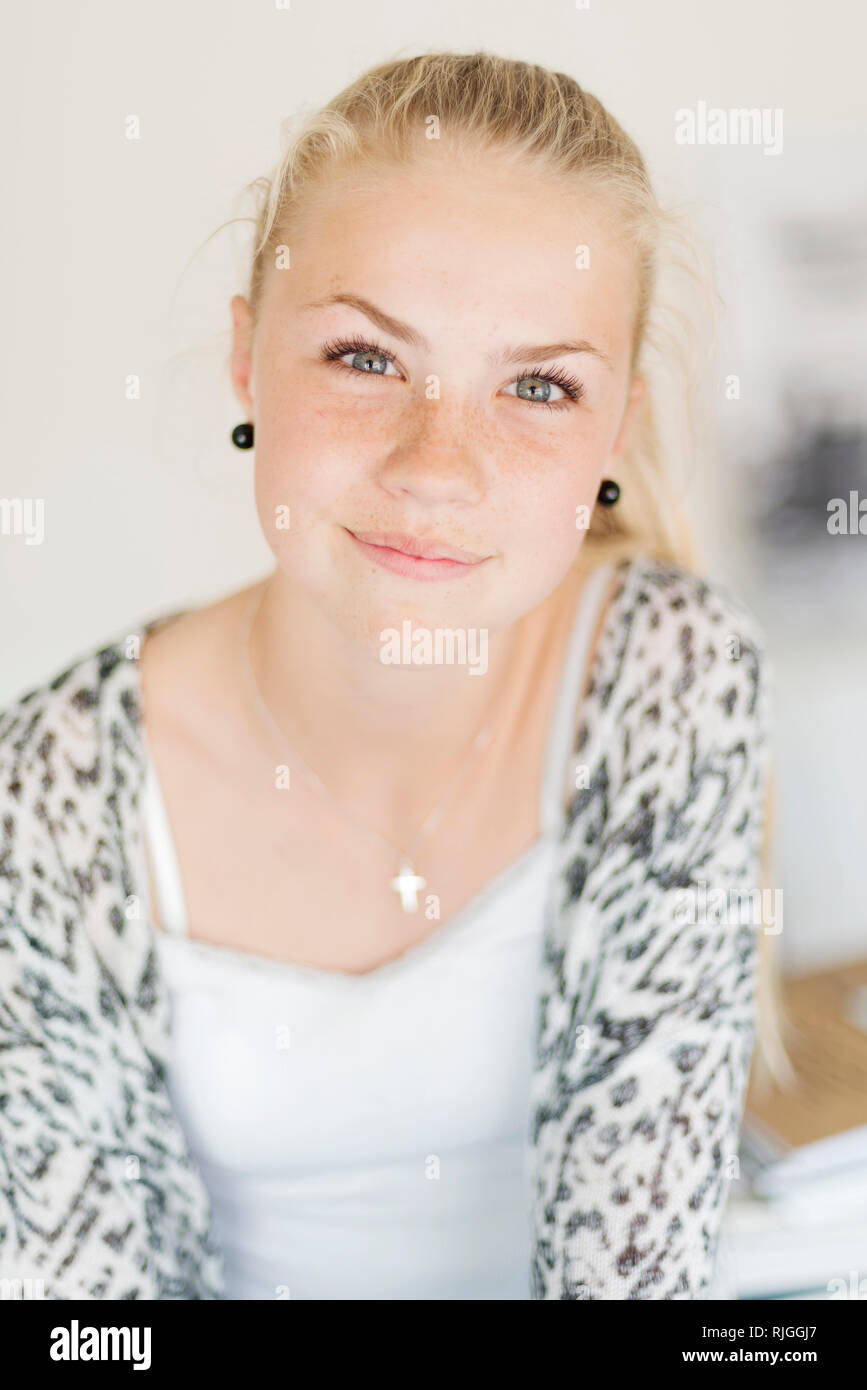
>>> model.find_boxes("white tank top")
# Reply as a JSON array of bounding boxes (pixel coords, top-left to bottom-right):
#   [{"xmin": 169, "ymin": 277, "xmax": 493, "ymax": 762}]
[{"xmin": 142, "ymin": 563, "xmax": 616, "ymax": 1300}]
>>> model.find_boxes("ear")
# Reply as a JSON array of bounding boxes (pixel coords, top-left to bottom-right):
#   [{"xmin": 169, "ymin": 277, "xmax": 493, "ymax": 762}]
[
  {"xmin": 229, "ymin": 294, "xmax": 255, "ymax": 418},
  {"xmin": 608, "ymin": 374, "xmax": 648, "ymax": 466}
]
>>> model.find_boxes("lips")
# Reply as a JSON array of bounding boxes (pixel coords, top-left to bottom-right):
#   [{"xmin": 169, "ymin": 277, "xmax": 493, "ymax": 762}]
[
  {"xmin": 347, "ymin": 530, "xmax": 485, "ymax": 563},
  {"xmin": 344, "ymin": 528, "xmax": 490, "ymax": 583}
]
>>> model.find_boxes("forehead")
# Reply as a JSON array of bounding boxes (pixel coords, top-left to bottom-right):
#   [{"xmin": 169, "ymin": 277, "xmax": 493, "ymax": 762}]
[{"xmin": 263, "ymin": 147, "xmax": 638, "ymax": 356}]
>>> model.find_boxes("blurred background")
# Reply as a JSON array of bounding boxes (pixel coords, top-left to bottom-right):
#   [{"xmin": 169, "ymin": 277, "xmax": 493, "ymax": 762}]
[{"xmin": 2, "ymin": 0, "xmax": 865, "ymax": 1300}]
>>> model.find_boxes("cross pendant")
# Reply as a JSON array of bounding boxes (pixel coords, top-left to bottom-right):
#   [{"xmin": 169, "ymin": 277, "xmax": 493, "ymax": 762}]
[{"xmin": 390, "ymin": 860, "xmax": 427, "ymax": 914}]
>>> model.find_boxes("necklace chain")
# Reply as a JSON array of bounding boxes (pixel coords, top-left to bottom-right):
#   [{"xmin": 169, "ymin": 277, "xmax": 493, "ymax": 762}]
[{"xmin": 238, "ymin": 580, "xmax": 505, "ymax": 912}]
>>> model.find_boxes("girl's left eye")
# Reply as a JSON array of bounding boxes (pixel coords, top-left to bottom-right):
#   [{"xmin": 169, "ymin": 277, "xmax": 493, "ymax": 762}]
[
  {"xmin": 319, "ymin": 336, "xmax": 585, "ymax": 410},
  {"xmin": 502, "ymin": 369, "xmax": 585, "ymax": 411}
]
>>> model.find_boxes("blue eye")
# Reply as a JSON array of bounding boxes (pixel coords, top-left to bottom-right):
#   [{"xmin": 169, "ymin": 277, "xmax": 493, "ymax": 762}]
[
  {"xmin": 348, "ymin": 348, "xmax": 391, "ymax": 374},
  {"xmin": 504, "ymin": 366, "xmax": 585, "ymax": 410},
  {"xmin": 507, "ymin": 376, "xmax": 565, "ymax": 404},
  {"xmin": 321, "ymin": 337, "xmax": 402, "ymax": 377}
]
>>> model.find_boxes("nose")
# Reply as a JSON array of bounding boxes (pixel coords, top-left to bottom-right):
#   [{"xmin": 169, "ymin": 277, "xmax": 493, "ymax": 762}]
[{"xmin": 375, "ymin": 398, "xmax": 487, "ymax": 508}]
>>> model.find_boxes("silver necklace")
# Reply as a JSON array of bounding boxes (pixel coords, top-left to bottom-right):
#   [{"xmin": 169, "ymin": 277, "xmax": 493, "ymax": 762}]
[{"xmin": 239, "ymin": 582, "xmax": 507, "ymax": 914}]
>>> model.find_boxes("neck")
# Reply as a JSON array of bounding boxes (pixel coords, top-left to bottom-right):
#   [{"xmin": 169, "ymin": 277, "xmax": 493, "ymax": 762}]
[{"xmin": 241, "ymin": 567, "xmax": 580, "ymax": 826}]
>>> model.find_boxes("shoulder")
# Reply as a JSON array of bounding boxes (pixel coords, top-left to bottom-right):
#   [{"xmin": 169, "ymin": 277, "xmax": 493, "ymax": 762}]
[
  {"xmin": 566, "ymin": 553, "xmax": 775, "ymax": 884},
  {"xmin": 586, "ymin": 553, "xmax": 773, "ymax": 755},
  {"xmin": 0, "ymin": 600, "xmax": 199, "ymax": 757},
  {"xmin": 0, "ymin": 616, "xmax": 167, "ymax": 888},
  {"xmin": 605, "ymin": 552, "xmax": 769, "ymax": 678},
  {"xmin": 0, "ymin": 625, "xmax": 141, "ymax": 776},
  {"xmin": 0, "ymin": 637, "xmax": 126, "ymax": 795}
]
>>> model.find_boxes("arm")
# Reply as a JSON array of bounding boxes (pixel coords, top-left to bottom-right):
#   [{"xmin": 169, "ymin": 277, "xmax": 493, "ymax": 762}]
[
  {"xmin": 0, "ymin": 961, "xmax": 147, "ymax": 1301},
  {"xmin": 0, "ymin": 669, "xmax": 215, "ymax": 1301},
  {"xmin": 530, "ymin": 567, "xmax": 774, "ymax": 1299}
]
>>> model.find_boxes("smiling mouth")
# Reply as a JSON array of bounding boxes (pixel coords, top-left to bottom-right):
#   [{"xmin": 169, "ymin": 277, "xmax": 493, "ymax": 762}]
[
  {"xmin": 347, "ymin": 529, "xmax": 486, "ymax": 562},
  {"xmin": 344, "ymin": 528, "xmax": 492, "ymax": 581}
]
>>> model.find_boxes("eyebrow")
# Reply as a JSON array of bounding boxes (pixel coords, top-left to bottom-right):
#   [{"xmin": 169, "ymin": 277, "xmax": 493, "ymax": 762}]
[{"xmin": 298, "ymin": 292, "xmax": 613, "ymax": 370}]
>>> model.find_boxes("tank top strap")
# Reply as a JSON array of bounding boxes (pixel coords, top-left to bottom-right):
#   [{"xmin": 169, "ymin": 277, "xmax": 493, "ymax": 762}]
[
  {"xmin": 537, "ymin": 560, "xmax": 618, "ymax": 838},
  {"xmin": 141, "ymin": 729, "xmax": 189, "ymax": 937}
]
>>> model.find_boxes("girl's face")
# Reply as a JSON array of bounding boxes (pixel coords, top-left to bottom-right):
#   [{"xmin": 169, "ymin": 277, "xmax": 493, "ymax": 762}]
[{"xmin": 231, "ymin": 146, "xmax": 646, "ymax": 647}]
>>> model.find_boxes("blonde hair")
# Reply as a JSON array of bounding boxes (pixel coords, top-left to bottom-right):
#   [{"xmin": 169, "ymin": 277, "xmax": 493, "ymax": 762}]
[{"xmin": 233, "ymin": 50, "xmax": 789, "ymax": 1086}]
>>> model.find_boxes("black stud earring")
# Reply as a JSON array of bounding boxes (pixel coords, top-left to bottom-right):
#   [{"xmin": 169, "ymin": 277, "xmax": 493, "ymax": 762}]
[
  {"xmin": 597, "ymin": 478, "xmax": 620, "ymax": 507},
  {"xmin": 231, "ymin": 422, "xmax": 254, "ymax": 450}
]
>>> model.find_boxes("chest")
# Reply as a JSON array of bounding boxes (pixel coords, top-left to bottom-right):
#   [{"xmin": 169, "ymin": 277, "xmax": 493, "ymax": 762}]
[
  {"xmin": 141, "ymin": 671, "xmax": 575, "ymax": 976},
  {"xmin": 156, "ymin": 849, "xmax": 552, "ymax": 1167}
]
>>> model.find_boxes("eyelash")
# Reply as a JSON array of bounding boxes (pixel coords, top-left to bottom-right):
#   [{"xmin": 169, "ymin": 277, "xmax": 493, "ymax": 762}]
[{"xmin": 318, "ymin": 334, "xmax": 585, "ymax": 411}]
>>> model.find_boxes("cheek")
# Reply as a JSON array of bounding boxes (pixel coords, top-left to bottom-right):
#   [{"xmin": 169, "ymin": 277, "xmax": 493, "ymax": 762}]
[
  {"xmin": 504, "ymin": 484, "xmax": 590, "ymax": 594},
  {"xmin": 253, "ymin": 368, "xmax": 382, "ymax": 516},
  {"xmin": 493, "ymin": 427, "xmax": 604, "ymax": 553},
  {"xmin": 490, "ymin": 410, "xmax": 619, "ymax": 606}
]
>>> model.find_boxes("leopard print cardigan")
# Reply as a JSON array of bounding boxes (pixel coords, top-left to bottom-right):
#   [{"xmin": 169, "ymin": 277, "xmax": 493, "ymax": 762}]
[{"xmin": 0, "ymin": 556, "xmax": 773, "ymax": 1299}]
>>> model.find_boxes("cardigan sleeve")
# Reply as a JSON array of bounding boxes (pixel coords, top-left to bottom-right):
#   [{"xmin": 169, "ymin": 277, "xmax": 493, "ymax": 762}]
[
  {"xmin": 0, "ymin": 685, "xmax": 155, "ymax": 1299},
  {"xmin": 0, "ymin": 657, "xmax": 223, "ymax": 1300},
  {"xmin": 0, "ymin": 963, "xmax": 150, "ymax": 1300},
  {"xmin": 530, "ymin": 564, "xmax": 775, "ymax": 1300}
]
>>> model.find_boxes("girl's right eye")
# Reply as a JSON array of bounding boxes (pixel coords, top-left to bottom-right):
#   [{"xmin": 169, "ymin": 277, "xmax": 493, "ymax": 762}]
[{"xmin": 319, "ymin": 336, "xmax": 403, "ymax": 378}]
